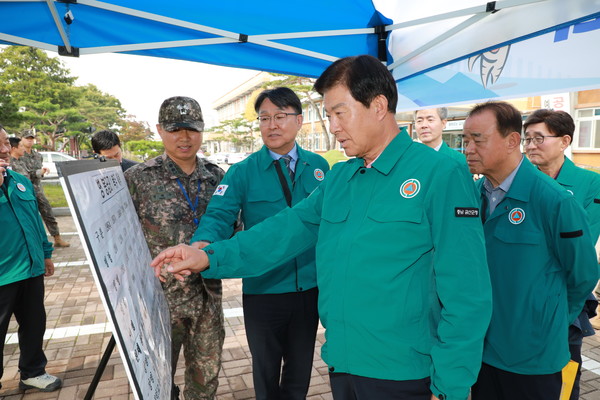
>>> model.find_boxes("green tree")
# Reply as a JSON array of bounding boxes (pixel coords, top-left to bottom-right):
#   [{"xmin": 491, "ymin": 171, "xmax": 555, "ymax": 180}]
[
  {"xmin": 124, "ymin": 140, "xmax": 164, "ymax": 160},
  {"xmin": 0, "ymin": 46, "xmax": 84, "ymax": 150},
  {"xmin": 120, "ymin": 115, "xmax": 154, "ymax": 143},
  {"xmin": 210, "ymin": 117, "xmax": 257, "ymax": 152},
  {"xmin": 264, "ymin": 74, "xmax": 333, "ymax": 151},
  {"xmin": 73, "ymin": 84, "xmax": 127, "ymax": 151},
  {"xmin": 0, "ymin": 46, "xmax": 126, "ymax": 152}
]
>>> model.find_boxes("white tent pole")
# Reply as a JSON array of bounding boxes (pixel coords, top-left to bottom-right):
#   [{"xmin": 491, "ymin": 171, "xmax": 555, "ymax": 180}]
[
  {"xmin": 388, "ymin": 13, "xmax": 490, "ymax": 71},
  {"xmin": 386, "ymin": 0, "xmax": 545, "ymax": 31},
  {"xmin": 0, "ymin": 32, "xmax": 55, "ymax": 51},
  {"xmin": 75, "ymin": 0, "xmax": 341, "ymax": 61},
  {"xmin": 79, "ymin": 38, "xmax": 238, "ymax": 55},
  {"xmin": 77, "ymin": 0, "xmax": 248, "ymax": 41},
  {"xmin": 44, "ymin": 0, "xmax": 72, "ymax": 53}
]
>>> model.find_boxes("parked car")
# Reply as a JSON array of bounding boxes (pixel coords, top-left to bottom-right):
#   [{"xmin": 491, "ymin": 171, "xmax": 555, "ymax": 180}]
[
  {"xmin": 40, "ymin": 151, "xmax": 77, "ymax": 178},
  {"xmin": 207, "ymin": 152, "xmax": 229, "ymax": 164},
  {"xmin": 226, "ymin": 152, "xmax": 249, "ymax": 165}
]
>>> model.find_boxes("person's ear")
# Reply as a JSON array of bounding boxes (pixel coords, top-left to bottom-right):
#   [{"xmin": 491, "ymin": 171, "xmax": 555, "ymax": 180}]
[
  {"xmin": 561, "ymin": 135, "xmax": 572, "ymax": 149},
  {"xmin": 507, "ymin": 131, "xmax": 522, "ymax": 152},
  {"xmin": 371, "ymin": 94, "xmax": 389, "ymax": 120}
]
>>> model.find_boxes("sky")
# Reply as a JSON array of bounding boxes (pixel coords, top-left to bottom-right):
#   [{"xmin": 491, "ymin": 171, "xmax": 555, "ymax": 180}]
[{"xmin": 54, "ymin": 52, "xmax": 259, "ymax": 134}]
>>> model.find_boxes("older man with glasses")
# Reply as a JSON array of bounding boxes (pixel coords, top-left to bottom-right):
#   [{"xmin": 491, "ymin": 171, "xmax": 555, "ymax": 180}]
[{"xmin": 523, "ymin": 109, "xmax": 600, "ymax": 400}]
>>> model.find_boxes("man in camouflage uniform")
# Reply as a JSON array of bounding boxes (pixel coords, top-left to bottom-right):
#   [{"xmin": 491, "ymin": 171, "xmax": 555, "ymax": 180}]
[
  {"xmin": 125, "ymin": 97, "xmax": 225, "ymax": 400},
  {"xmin": 16, "ymin": 131, "xmax": 69, "ymax": 247}
]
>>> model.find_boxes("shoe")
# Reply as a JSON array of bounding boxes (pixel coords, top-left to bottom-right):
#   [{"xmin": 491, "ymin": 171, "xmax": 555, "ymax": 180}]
[
  {"xmin": 19, "ymin": 373, "xmax": 62, "ymax": 392},
  {"xmin": 53, "ymin": 235, "xmax": 70, "ymax": 248}
]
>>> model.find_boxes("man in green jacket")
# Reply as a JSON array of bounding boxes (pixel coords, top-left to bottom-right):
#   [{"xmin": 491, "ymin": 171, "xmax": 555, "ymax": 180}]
[
  {"xmin": 152, "ymin": 55, "xmax": 492, "ymax": 400},
  {"xmin": 0, "ymin": 125, "xmax": 62, "ymax": 393},
  {"xmin": 190, "ymin": 87, "xmax": 329, "ymax": 400},
  {"xmin": 463, "ymin": 102, "xmax": 598, "ymax": 400},
  {"xmin": 523, "ymin": 109, "xmax": 600, "ymax": 399},
  {"xmin": 414, "ymin": 107, "xmax": 467, "ymax": 165}
]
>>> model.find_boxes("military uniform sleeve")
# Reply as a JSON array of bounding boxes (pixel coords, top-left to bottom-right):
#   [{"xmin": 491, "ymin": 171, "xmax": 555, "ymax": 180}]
[
  {"xmin": 191, "ymin": 164, "xmax": 243, "ymax": 244},
  {"xmin": 124, "ymin": 169, "xmax": 140, "ymax": 212},
  {"xmin": 551, "ymin": 195, "xmax": 599, "ymax": 323},
  {"xmin": 426, "ymin": 162, "xmax": 492, "ymax": 400},
  {"xmin": 201, "ymin": 182, "xmax": 324, "ymax": 280},
  {"xmin": 10, "ymin": 158, "xmax": 28, "ymax": 177}
]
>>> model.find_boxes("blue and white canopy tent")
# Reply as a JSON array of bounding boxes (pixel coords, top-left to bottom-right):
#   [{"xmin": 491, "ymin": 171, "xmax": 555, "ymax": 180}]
[{"xmin": 1, "ymin": 0, "xmax": 599, "ymax": 111}]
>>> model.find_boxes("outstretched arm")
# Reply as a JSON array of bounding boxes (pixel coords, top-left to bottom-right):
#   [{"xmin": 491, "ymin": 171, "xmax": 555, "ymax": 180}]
[{"xmin": 150, "ymin": 244, "xmax": 210, "ymax": 282}]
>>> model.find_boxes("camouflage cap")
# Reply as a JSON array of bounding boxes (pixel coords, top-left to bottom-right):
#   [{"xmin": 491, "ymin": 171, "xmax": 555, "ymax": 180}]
[
  {"xmin": 19, "ymin": 130, "xmax": 36, "ymax": 138},
  {"xmin": 158, "ymin": 96, "xmax": 205, "ymax": 132}
]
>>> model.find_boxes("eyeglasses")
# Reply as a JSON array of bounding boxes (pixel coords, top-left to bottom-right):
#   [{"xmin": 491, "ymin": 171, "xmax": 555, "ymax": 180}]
[
  {"xmin": 521, "ymin": 136, "xmax": 559, "ymax": 146},
  {"xmin": 257, "ymin": 113, "xmax": 299, "ymax": 125}
]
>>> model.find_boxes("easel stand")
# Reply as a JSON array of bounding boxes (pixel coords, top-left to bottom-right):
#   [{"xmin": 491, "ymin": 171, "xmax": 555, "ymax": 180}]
[{"xmin": 84, "ymin": 334, "xmax": 116, "ymax": 400}]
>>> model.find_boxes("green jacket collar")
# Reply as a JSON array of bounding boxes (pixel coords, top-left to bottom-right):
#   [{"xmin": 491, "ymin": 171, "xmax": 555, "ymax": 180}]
[
  {"xmin": 490, "ymin": 156, "xmax": 534, "ymax": 204},
  {"xmin": 347, "ymin": 127, "xmax": 411, "ymax": 180},
  {"xmin": 555, "ymin": 156, "xmax": 575, "ymax": 188}
]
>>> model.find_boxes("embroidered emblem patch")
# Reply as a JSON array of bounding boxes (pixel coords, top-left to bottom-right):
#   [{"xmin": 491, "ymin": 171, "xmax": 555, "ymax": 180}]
[
  {"xmin": 314, "ymin": 168, "xmax": 324, "ymax": 181},
  {"xmin": 16, "ymin": 183, "xmax": 26, "ymax": 192},
  {"xmin": 400, "ymin": 179, "xmax": 420, "ymax": 199},
  {"xmin": 509, "ymin": 208, "xmax": 525, "ymax": 224},
  {"xmin": 213, "ymin": 185, "xmax": 228, "ymax": 196}
]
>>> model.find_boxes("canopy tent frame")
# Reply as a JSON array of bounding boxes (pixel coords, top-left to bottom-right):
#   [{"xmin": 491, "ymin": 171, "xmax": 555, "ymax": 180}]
[
  {"xmin": 0, "ymin": 0, "xmax": 565, "ymax": 77},
  {"xmin": 1, "ymin": 0, "xmax": 600, "ymax": 110}
]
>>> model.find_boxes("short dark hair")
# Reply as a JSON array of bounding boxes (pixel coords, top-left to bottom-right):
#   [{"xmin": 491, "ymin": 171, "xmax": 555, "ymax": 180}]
[
  {"xmin": 9, "ymin": 137, "xmax": 21, "ymax": 148},
  {"xmin": 92, "ymin": 130, "xmax": 121, "ymax": 154},
  {"xmin": 523, "ymin": 109, "xmax": 574, "ymax": 140},
  {"xmin": 314, "ymin": 55, "xmax": 398, "ymax": 113},
  {"xmin": 468, "ymin": 101, "xmax": 522, "ymax": 138},
  {"xmin": 254, "ymin": 87, "xmax": 302, "ymax": 114}
]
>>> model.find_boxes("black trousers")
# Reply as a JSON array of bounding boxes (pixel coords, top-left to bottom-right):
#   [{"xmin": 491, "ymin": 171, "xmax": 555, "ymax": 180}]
[
  {"xmin": 243, "ymin": 287, "xmax": 319, "ymax": 400},
  {"xmin": 0, "ymin": 275, "xmax": 48, "ymax": 381},
  {"xmin": 329, "ymin": 373, "xmax": 431, "ymax": 400},
  {"xmin": 471, "ymin": 363, "xmax": 562, "ymax": 400}
]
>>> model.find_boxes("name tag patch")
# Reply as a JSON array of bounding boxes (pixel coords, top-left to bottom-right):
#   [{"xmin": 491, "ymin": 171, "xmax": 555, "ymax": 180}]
[{"xmin": 455, "ymin": 207, "xmax": 479, "ymax": 217}]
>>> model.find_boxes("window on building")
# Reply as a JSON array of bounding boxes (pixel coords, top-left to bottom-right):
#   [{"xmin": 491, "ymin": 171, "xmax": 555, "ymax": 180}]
[{"xmin": 575, "ymin": 108, "xmax": 600, "ymax": 150}]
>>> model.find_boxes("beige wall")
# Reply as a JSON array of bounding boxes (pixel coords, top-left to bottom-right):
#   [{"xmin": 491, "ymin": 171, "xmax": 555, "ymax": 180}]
[{"xmin": 573, "ymin": 153, "xmax": 600, "ymax": 167}]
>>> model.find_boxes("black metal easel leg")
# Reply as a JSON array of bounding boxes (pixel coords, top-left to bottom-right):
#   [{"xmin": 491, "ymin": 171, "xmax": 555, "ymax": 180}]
[{"xmin": 84, "ymin": 334, "xmax": 116, "ymax": 400}]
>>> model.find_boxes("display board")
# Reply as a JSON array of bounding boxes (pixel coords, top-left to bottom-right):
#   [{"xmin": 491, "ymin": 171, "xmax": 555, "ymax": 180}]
[{"xmin": 57, "ymin": 159, "xmax": 171, "ymax": 400}]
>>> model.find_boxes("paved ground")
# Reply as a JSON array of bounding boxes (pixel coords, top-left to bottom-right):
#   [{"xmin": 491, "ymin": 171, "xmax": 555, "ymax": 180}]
[{"xmin": 1, "ymin": 215, "xmax": 600, "ymax": 399}]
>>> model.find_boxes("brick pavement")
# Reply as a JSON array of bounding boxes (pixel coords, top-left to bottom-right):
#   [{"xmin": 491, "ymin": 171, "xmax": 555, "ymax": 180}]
[{"xmin": 1, "ymin": 215, "xmax": 599, "ymax": 399}]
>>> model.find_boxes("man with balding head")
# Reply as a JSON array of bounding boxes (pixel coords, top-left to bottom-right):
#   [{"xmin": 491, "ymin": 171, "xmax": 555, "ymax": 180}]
[{"xmin": 463, "ymin": 101, "xmax": 598, "ymax": 399}]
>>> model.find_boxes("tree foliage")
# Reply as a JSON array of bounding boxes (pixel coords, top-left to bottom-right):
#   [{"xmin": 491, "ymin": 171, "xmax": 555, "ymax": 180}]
[
  {"xmin": 120, "ymin": 115, "xmax": 154, "ymax": 143},
  {"xmin": 124, "ymin": 140, "xmax": 164, "ymax": 160},
  {"xmin": 263, "ymin": 74, "xmax": 333, "ymax": 150},
  {"xmin": 0, "ymin": 46, "xmax": 127, "ymax": 152},
  {"xmin": 209, "ymin": 117, "xmax": 257, "ymax": 152}
]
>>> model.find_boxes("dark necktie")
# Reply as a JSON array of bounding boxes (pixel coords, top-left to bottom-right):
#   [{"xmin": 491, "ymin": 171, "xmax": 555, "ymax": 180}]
[{"xmin": 280, "ymin": 155, "xmax": 294, "ymax": 181}]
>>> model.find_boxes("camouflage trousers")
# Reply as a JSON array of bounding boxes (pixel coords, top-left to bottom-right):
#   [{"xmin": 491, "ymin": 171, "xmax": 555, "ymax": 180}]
[
  {"xmin": 33, "ymin": 182, "xmax": 59, "ymax": 237},
  {"xmin": 170, "ymin": 297, "xmax": 225, "ymax": 400}
]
